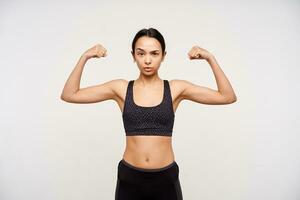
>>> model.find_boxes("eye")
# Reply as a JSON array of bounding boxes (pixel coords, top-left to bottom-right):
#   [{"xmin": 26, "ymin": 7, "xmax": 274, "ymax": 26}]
[{"xmin": 137, "ymin": 52, "xmax": 144, "ymax": 55}]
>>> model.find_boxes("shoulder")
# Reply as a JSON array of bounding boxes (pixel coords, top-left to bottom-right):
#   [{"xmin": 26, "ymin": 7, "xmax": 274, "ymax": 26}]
[
  {"xmin": 169, "ymin": 79, "xmax": 191, "ymax": 84},
  {"xmin": 109, "ymin": 79, "xmax": 131, "ymax": 97},
  {"xmin": 167, "ymin": 79, "xmax": 190, "ymax": 101},
  {"xmin": 109, "ymin": 78, "xmax": 129, "ymax": 88},
  {"xmin": 168, "ymin": 79, "xmax": 189, "ymax": 90},
  {"xmin": 168, "ymin": 79, "xmax": 203, "ymax": 99}
]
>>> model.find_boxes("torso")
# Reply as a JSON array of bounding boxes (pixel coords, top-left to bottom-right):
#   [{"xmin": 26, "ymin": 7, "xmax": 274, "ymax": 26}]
[{"xmin": 113, "ymin": 79, "xmax": 184, "ymax": 169}]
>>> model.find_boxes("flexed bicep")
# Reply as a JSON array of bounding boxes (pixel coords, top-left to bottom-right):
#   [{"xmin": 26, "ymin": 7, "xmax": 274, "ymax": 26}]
[
  {"xmin": 61, "ymin": 79, "xmax": 122, "ymax": 104},
  {"xmin": 179, "ymin": 80, "xmax": 232, "ymax": 105}
]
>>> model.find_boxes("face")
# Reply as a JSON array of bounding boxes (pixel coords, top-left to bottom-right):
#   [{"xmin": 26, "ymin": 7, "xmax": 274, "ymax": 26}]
[{"xmin": 131, "ymin": 36, "xmax": 166, "ymax": 75}]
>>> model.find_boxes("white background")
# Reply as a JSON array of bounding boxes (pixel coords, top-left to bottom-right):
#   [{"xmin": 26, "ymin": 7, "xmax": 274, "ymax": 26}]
[{"xmin": 0, "ymin": 0, "xmax": 299, "ymax": 199}]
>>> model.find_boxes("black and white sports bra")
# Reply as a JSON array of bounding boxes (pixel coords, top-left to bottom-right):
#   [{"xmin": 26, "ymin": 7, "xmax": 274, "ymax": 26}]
[{"xmin": 122, "ymin": 79, "xmax": 175, "ymax": 137}]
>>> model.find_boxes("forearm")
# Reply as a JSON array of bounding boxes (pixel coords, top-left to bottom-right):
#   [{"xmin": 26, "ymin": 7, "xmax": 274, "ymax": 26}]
[
  {"xmin": 60, "ymin": 55, "xmax": 88, "ymax": 99},
  {"xmin": 206, "ymin": 55, "xmax": 237, "ymax": 101}
]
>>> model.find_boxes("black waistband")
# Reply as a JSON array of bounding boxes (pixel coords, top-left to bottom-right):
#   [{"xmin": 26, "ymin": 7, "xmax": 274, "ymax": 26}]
[
  {"xmin": 117, "ymin": 159, "xmax": 179, "ymax": 185},
  {"xmin": 120, "ymin": 159, "xmax": 177, "ymax": 172}
]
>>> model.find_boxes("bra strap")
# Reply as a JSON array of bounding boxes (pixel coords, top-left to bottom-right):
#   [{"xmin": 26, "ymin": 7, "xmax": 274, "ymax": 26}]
[{"xmin": 164, "ymin": 80, "xmax": 172, "ymax": 103}]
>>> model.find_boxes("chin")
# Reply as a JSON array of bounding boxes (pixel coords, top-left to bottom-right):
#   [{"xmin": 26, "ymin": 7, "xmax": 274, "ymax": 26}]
[{"xmin": 142, "ymin": 71, "xmax": 156, "ymax": 76}]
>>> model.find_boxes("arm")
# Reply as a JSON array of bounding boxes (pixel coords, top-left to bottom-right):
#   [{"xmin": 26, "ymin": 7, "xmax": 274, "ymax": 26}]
[
  {"xmin": 60, "ymin": 44, "xmax": 120, "ymax": 104},
  {"xmin": 178, "ymin": 47, "xmax": 237, "ymax": 105}
]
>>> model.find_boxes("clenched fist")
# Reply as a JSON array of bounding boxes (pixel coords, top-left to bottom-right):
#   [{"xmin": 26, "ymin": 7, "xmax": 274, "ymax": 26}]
[
  {"xmin": 83, "ymin": 44, "xmax": 107, "ymax": 60},
  {"xmin": 187, "ymin": 45, "xmax": 212, "ymax": 60}
]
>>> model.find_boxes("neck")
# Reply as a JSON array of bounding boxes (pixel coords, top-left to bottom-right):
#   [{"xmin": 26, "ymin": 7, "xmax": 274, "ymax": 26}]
[{"xmin": 136, "ymin": 75, "xmax": 162, "ymax": 87}]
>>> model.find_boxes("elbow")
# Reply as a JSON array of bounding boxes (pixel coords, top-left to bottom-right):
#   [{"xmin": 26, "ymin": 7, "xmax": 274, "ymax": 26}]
[
  {"xmin": 223, "ymin": 95, "xmax": 237, "ymax": 104},
  {"xmin": 60, "ymin": 94, "xmax": 70, "ymax": 102},
  {"xmin": 60, "ymin": 92, "xmax": 78, "ymax": 103},
  {"xmin": 228, "ymin": 96, "xmax": 237, "ymax": 104},
  {"xmin": 219, "ymin": 91, "xmax": 237, "ymax": 104},
  {"xmin": 60, "ymin": 94, "xmax": 66, "ymax": 101},
  {"xmin": 231, "ymin": 98, "xmax": 237, "ymax": 103}
]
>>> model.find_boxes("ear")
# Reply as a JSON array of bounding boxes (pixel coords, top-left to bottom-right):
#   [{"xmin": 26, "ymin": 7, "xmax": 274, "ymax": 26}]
[
  {"xmin": 161, "ymin": 51, "xmax": 167, "ymax": 62},
  {"xmin": 131, "ymin": 51, "xmax": 136, "ymax": 62}
]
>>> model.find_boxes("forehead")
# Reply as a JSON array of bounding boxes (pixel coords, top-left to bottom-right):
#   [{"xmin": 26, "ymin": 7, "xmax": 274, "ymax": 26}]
[{"xmin": 135, "ymin": 36, "xmax": 161, "ymax": 51}]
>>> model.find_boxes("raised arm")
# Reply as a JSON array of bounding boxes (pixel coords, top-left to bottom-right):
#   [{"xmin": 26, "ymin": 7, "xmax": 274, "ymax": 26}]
[
  {"xmin": 176, "ymin": 46, "xmax": 237, "ymax": 105},
  {"xmin": 60, "ymin": 44, "xmax": 121, "ymax": 104}
]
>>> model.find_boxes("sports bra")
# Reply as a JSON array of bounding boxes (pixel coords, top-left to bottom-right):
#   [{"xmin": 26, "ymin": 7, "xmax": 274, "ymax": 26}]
[{"xmin": 122, "ymin": 79, "xmax": 175, "ymax": 137}]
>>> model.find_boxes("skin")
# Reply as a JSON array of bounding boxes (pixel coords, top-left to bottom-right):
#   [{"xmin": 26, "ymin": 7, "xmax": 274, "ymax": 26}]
[{"xmin": 60, "ymin": 36, "xmax": 237, "ymax": 169}]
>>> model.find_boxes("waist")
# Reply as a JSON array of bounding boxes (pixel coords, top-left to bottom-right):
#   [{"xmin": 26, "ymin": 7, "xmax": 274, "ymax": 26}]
[{"xmin": 123, "ymin": 135, "xmax": 174, "ymax": 168}]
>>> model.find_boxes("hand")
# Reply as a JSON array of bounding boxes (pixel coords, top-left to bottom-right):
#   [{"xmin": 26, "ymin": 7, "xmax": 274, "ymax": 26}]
[
  {"xmin": 187, "ymin": 45, "xmax": 212, "ymax": 60},
  {"xmin": 82, "ymin": 44, "xmax": 107, "ymax": 60}
]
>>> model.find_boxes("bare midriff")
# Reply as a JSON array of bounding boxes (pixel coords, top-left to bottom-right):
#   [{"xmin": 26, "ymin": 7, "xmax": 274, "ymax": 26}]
[{"xmin": 122, "ymin": 135, "xmax": 175, "ymax": 169}]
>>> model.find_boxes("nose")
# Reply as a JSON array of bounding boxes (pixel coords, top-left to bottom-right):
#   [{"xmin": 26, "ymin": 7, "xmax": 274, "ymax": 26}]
[{"xmin": 145, "ymin": 55, "xmax": 151, "ymax": 65}]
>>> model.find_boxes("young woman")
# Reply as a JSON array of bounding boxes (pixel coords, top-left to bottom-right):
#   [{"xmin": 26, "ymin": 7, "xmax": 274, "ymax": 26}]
[{"xmin": 61, "ymin": 28, "xmax": 237, "ymax": 200}]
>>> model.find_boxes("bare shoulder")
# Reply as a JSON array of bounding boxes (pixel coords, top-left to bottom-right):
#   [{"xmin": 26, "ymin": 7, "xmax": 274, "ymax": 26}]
[
  {"xmin": 169, "ymin": 79, "xmax": 188, "ymax": 93},
  {"xmin": 169, "ymin": 79, "xmax": 188, "ymax": 87},
  {"xmin": 110, "ymin": 78, "xmax": 130, "ymax": 100},
  {"xmin": 110, "ymin": 78, "xmax": 128, "ymax": 89},
  {"xmin": 109, "ymin": 79, "xmax": 131, "ymax": 109},
  {"xmin": 169, "ymin": 78, "xmax": 204, "ymax": 98},
  {"xmin": 168, "ymin": 79, "xmax": 187, "ymax": 102},
  {"xmin": 94, "ymin": 78, "xmax": 128, "ymax": 96}
]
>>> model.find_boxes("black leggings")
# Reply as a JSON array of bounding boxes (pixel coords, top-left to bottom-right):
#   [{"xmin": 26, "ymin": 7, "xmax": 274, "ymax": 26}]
[{"xmin": 115, "ymin": 159, "xmax": 183, "ymax": 200}]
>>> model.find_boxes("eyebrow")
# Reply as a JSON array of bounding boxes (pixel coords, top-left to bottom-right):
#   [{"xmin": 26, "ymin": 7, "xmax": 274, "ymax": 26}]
[{"xmin": 136, "ymin": 48, "xmax": 160, "ymax": 52}]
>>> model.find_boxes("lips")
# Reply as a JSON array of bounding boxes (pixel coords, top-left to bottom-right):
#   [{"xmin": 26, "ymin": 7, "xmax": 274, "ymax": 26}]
[{"xmin": 143, "ymin": 67, "xmax": 153, "ymax": 71}]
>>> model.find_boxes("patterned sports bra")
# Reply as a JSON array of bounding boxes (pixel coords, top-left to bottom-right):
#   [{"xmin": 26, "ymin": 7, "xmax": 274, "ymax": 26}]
[{"xmin": 122, "ymin": 79, "xmax": 175, "ymax": 137}]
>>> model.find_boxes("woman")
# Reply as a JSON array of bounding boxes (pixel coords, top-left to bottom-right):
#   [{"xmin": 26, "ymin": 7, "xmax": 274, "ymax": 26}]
[{"xmin": 61, "ymin": 28, "xmax": 237, "ymax": 200}]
